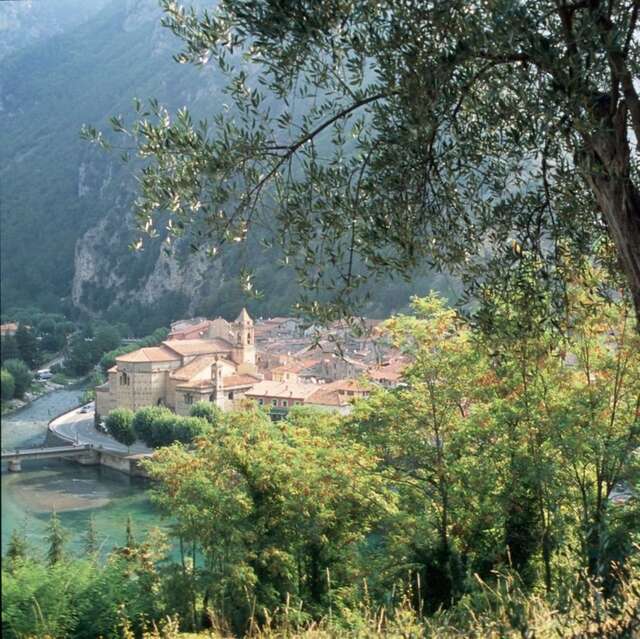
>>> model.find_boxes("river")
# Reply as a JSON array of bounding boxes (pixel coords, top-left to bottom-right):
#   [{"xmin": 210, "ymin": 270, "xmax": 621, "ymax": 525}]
[{"xmin": 1, "ymin": 389, "xmax": 168, "ymax": 558}]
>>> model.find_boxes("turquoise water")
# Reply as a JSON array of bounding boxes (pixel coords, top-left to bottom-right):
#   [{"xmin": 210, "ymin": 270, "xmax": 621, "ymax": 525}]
[{"xmin": 1, "ymin": 390, "xmax": 170, "ymax": 558}]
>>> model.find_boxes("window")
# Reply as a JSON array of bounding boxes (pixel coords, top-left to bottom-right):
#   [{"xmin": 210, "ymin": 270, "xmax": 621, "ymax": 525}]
[
  {"xmin": 258, "ymin": 399, "xmax": 264, "ymax": 405},
  {"xmin": 282, "ymin": 400, "xmax": 288, "ymax": 407},
  {"xmin": 184, "ymin": 393, "xmax": 193, "ymax": 405},
  {"xmin": 228, "ymin": 391, "xmax": 234, "ymax": 400},
  {"xmin": 119, "ymin": 372, "xmax": 130, "ymax": 386},
  {"xmin": 271, "ymin": 399, "xmax": 277, "ymax": 406}
]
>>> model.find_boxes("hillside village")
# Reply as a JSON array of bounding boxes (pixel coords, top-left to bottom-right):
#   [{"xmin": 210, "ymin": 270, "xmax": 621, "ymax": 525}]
[{"xmin": 95, "ymin": 309, "xmax": 409, "ymax": 422}]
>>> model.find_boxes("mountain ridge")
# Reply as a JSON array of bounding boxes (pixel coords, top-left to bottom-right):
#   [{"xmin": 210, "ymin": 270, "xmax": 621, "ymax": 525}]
[{"xmin": 1, "ymin": 0, "xmax": 456, "ymax": 332}]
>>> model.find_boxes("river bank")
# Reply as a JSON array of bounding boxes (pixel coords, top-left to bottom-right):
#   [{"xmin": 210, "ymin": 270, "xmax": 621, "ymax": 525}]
[
  {"xmin": 1, "ymin": 376, "xmax": 87, "ymax": 417},
  {"xmin": 1, "ymin": 389, "xmax": 166, "ymax": 557}
]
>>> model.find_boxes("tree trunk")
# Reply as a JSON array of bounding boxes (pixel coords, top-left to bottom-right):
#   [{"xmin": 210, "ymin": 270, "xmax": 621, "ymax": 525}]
[
  {"xmin": 591, "ymin": 175, "xmax": 640, "ymax": 321},
  {"xmin": 582, "ymin": 106, "xmax": 640, "ymax": 325}
]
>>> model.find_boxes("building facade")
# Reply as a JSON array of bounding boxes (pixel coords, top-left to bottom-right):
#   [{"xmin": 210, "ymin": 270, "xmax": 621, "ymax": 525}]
[{"xmin": 96, "ymin": 309, "xmax": 260, "ymax": 419}]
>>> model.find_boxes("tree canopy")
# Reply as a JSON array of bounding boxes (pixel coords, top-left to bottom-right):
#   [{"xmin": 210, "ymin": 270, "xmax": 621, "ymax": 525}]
[{"xmin": 87, "ymin": 0, "xmax": 640, "ymax": 323}]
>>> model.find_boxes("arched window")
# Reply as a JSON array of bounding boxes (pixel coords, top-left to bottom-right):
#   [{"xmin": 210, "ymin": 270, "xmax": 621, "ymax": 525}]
[{"xmin": 119, "ymin": 372, "xmax": 130, "ymax": 386}]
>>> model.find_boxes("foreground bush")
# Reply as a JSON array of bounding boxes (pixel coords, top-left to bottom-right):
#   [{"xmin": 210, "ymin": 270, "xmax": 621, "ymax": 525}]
[
  {"xmin": 106, "ymin": 408, "xmax": 135, "ymax": 448},
  {"xmin": 3, "ymin": 359, "xmax": 32, "ymax": 399},
  {"xmin": 1, "ymin": 368, "xmax": 15, "ymax": 401},
  {"xmin": 130, "ymin": 407, "xmax": 211, "ymax": 448},
  {"xmin": 5, "ymin": 558, "xmax": 637, "ymax": 639}
]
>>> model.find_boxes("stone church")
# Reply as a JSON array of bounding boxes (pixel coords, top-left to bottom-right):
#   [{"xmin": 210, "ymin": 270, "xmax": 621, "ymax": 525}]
[{"xmin": 95, "ymin": 309, "xmax": 262, "ymax": 419}]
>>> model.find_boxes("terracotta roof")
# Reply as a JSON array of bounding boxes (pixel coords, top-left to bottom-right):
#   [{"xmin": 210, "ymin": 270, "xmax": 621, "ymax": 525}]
[
  {"xmin": 170, "ymin": 355, "xmax": 220, "ymax": 381},
  {"xmin": 305, "ymin": 388, "xmax": 344, "ymax": 406},
  {"xmin": 306, "ymin": 379, "xmax": 370, "ymax": 407},
  {"xmin": 163, "ymin": 338, "xmax": 233, "ymax": 357},
  {"xmin": 168, "ymin": 320, "xmax": 212, "ymax": 338},
  {"xmin": 366, "ymin": 358, "xmax": 408, "ymax": 382},
  {"xmin": 116, "ymin": 346, "xmax": 179, "ymax": 363},
  {"xmin": 245, "ymin": 380, "xmax": 319, "ymax": 400},
  {"xmin": 223, "ymin": 374, "xmax": 262, "ymax": 388},
  {"xmin": 0, "ymin": 322, "xmax": 18, "ymax": 334},
  {"xmin": 107, "ymin": 365, "xmax": 118, "ymax": 373},
  {"xmin": 176, "ymin": 380, "xmax": 214, "ymax": 390},
  {"xmin": 270, "ymin": 359, "xmax": 319, "ymax": 375}
]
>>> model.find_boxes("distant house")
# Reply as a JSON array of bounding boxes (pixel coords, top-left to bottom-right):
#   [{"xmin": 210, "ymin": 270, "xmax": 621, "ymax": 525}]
[
  {"xmin": 254, "ymin": 317, "xmax": 302, "ymax": 341},
  {"xmin": 366, "ymin": 357, "xmax": 409, "ymax": 388},
  {"xmin": 245, "ymin": 380, "xmax": 317, "ymax": 410},
  {"xmin": 305, "ymin": 379, "xmax": 371, "ymax": 415},
  {"xmin": 0, "ymin": 322, "xmax": 19, "ymax": 337},
  {"xmin": 245, "ymin": 377, "xmax": 371, "ymax": 418}
]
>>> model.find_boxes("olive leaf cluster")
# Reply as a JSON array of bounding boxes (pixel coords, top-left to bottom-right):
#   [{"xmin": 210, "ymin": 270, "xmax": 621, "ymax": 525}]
[{"xmin": 84, "ymin": 0, "xmax": 640, "ymax": 322}]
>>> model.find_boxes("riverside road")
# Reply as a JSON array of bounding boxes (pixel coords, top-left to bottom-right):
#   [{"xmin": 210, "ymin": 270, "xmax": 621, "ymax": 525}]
[{"xmin": 50, "ymin": 405, "xmax": 152, "ymax": 455}]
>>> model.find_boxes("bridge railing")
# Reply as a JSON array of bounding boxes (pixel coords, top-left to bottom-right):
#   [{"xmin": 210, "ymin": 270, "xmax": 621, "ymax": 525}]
[{"xmin": 1, "ymin": 443, "xmax": 95, "ymax": 458}]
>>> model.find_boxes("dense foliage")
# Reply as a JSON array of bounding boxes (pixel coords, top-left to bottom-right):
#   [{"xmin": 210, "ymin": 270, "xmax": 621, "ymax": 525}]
[
  {"xmin": 1, "ymin": 0, "xmax": 453, "ymax": 328},
  {"xmin": 4, "ymin": 513, "xmax": 638, "ymax": 639},
  {"xmin": 105, "ymin": 408, "xmax": 136, "ymax": 448},
  {"xmin": 0, "ymin": 369, "xmax": 16, "ymax": 401},
  {"xmin": 3, "ymin": 284, "xmax": 639, "ymax": 637},
  {"xmin": 2, "ymin": 516, "xmax": 169, "ymax": 639},
  {"xmin": 95, "ymin": 0, "xmax": 639, "ymax": 324},
  {"xmin": 107, "ymin": 404, "xmax": 214, "ymax": 448},
  {"xmin": 2, "ymin": 360, "xmax": 33, "ymax": 400},
  {"xmin": 0, "ymin": 311, "xmax": 75, "ymax": 370}
]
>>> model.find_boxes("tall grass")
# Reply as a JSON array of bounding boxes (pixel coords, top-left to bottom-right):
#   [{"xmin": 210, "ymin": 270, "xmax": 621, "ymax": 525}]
[{"xmin": 119, "ymin": 566, "xmax": 639, "ymax": 639}]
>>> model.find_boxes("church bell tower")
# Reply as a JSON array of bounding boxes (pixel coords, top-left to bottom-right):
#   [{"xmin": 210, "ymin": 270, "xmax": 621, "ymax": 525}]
[{"xmin": 232, "ymin": 308, "xmax": 255, "ymax": 371}]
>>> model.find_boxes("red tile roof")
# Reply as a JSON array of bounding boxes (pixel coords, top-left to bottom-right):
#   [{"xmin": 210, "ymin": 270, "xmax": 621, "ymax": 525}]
[
  {"xmin": 170, "ymin": 355, "xmax": 219, "ymax": 381},
  {"xmin": 306, "ymin": 379, "xmax": 371, "ymax": 407},
  {"xmin": 163, "ymin": 338, "xmax": 233, "ymax": 357},
  {"xmin": 245, "ymin": 380, "xmax": 319, "ymax": 400},
  {"xmin": 223, "ymin": 374, "xmax": 262, "ymax": 388},
  {"xmin": 116, "ymin": 346, "xmax": 179, "ymax": 363},
  {"xmin": 366, "ymin": 358, "xmax": 408, "ymax": 382}
]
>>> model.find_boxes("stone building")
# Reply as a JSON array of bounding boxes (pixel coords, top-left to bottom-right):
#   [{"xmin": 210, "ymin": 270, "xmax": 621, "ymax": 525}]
[
  {"xmin": 245, "ymin": 377, "xmax": 371, "ymax": 418},
  {"xmin": 96, "ymin": 309, "xmax": 261, "ymax": 419}
]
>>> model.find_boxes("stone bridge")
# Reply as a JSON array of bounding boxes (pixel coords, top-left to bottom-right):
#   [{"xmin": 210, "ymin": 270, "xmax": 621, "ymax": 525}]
[
  {"xmin": 1, "ymin": 444, "xmax": 98, "ymax": 472},
  {"xmin": 1, "ymin": 445, "xmax": 151, "ymax": 477}
]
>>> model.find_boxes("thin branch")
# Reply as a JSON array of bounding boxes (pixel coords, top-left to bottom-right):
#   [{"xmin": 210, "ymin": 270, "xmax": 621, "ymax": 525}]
[{"xmin": 246, "ymin": 91, "xmax": 394, "ymax": 209}]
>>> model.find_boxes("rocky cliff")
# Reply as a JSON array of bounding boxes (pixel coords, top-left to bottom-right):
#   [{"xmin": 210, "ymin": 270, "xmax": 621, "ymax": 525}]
[
  {"xmin": 1, "ymin": 0, "xmax": 452, "ymax": 331},
  {"xmin": 1, "ymin": 0, "xmax": 234, "ymax": 326}
]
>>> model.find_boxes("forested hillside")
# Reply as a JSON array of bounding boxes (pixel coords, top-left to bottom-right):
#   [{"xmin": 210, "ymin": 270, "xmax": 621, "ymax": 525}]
[{"xmin": 0, "ymin": 0, "xmax": 453, "ymax": 333}]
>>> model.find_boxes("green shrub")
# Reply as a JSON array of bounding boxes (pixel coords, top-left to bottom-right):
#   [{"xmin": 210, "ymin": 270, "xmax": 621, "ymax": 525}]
[
  {"xmin": 1, "ymin": 368, "xmax": 15, "ymax": 401},
  {"xmin": 190, "ymin": 400, "xmax": 222, "ymax": 425},
  {"xmin": 149, "ymin": 413, "xmax": 180, "ymax": 447},
  {"xmin": 106, "ymin": 408, "xmax": 136, "ymax": 447},
  {"xmin": 3, "ymin": 359, "xmax": 32, "ymax": 399},
  {"xmin": 132, "ymin": 409, "xmax": 210, "ymax": 448},
  {"xmin": 133, "ymin": 406, "xmax": 173, "ymax": 446},
  {"xmin": 51, "ymin": 372, "xmax": 69, "ymax": 385},
  {"xmin": 173, "ymin": 416, "xmax": 211, "ymax": 444}
]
